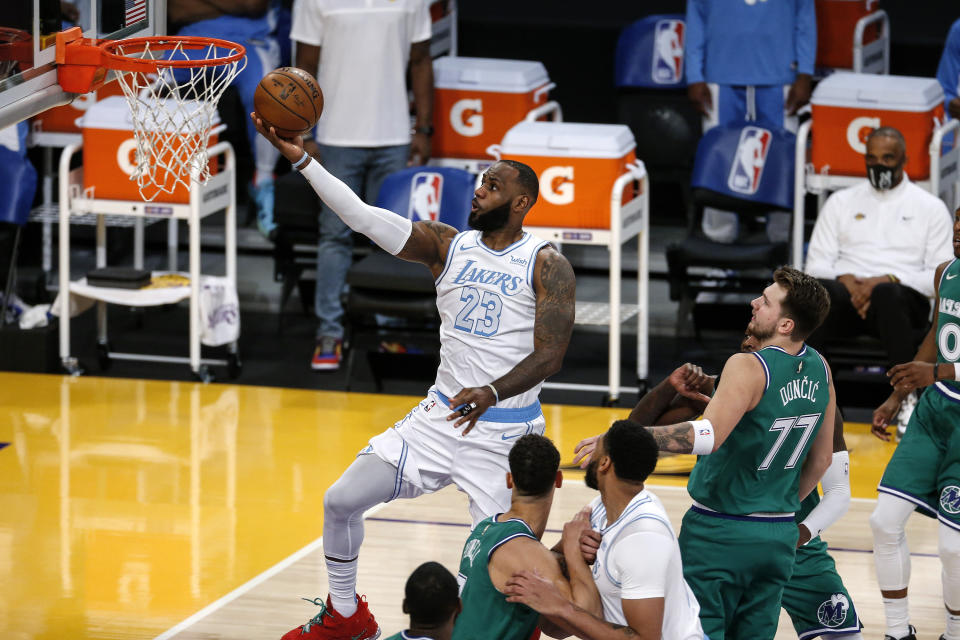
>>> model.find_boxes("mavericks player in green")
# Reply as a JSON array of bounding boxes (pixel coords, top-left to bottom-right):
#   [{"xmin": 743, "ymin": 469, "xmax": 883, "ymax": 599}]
[
  {"xmin": 869, "ymin": 206, "xmax": 960, "ymax": 640},
  {"xmin": 574, "ymin": 340, "xmax": 863, "ymax": 639},
  {"xmin": 615, "ymin": 267, "xmax": 836, "ymax": 638},
  {"xmin": 453, "ymin": 434, "xmax": 598, "ymax": 640}
]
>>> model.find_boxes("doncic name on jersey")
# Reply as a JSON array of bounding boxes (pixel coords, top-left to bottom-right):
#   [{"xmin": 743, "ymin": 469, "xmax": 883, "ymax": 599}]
[
  {"xmin": 779, "ymin": 375, "xmax": 821, "ymax": 407},
  {"xmin": 452, "ymin": 259, "xmax": 523, "ymax": 296}
]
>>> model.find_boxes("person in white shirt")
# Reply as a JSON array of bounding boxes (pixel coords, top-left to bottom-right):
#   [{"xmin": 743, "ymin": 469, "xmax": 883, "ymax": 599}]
[
  {"xmin": 804, "ymin": 126, "xmax": 953, "ymax": 378},
  {"xmin": 505, "ymin": 421, "xmax": 705, "ymax": 640},
  {"xmin": 291, "ymin": 0, "xmax": 434, "ymax": 371}
]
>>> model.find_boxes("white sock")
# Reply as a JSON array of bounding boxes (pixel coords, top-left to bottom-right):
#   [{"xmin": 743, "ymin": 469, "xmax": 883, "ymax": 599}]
[
  {"xmin": 882, "ymin": 597, "xmax": 910, "ymax": 638},
  {"xmin": 326, "ymin": 557, "xmax": 358, "ymax": 618},
  {"xmin": 946, "ymin": 611, "xmax": 960, "ymax": 640},
  {"xmin": 254, "ymin": 168, "xmax": 273, "ymax": 187}
]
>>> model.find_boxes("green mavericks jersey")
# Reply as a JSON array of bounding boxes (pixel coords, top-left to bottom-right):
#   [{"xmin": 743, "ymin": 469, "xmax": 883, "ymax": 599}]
[
  {"xmin": 452, "ymin": 516, "xmax": 539, "ymax": 640},
  {"xmin": 937, "ymin": 258, "xmax": 960, "ymax": 395},
  {"xmin": 688, "ymin": 344, "xmax": 830, "ymax": 515}
]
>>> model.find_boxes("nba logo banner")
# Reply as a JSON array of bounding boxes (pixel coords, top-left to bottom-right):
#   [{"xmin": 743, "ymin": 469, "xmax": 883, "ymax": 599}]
[
  {"xmin": 652, "ymin": 19, "xmax": 684, "ymax": 84},
  {"xmin": 409, "ymin": 172, "xmax": 444, "ymax": 221},
  {"xmin": 728, "ymin": 126, "xmax": 772, "ymax": 195}
]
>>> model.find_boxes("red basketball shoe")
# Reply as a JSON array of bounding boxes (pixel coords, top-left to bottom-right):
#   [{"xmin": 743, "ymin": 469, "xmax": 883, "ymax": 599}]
[{"xmin": 280, "ymin": 595, "xmax": 380, "ymax": 640}]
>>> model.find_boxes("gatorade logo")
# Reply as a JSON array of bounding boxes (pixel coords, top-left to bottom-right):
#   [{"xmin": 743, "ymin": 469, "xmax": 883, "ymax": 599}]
[
  {"xmin": 450, "ymin": 99, "xmax": 483, "ymax": 137},
  {"xmin": 846, "ymin": 116, "xmax": 881, "ymax": 155},
  {"xmin": 117, "ymin": 137, "xmax": 138, "ymax": 176},
  {"xmin": 540, "ymin": 166, "xmax": 574, "ymax": 205}
]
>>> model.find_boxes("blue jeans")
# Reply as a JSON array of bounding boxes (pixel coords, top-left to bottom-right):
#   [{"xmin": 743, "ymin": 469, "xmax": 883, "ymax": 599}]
[{"xmin": 315, "ymin": 143, "xmax": 410, "ymax": 339}]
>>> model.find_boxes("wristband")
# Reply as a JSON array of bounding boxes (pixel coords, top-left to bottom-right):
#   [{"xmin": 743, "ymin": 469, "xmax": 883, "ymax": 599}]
[
  {"xmin": 486, "ymin": 383, "xmax": 499, "ymax": 404},
  {"xmin": 292, "ymin": 151, "xmax": 310, "ymax": 171},
  {"xmin": 955, "ymin": 363, "xmax": 960, "ymax": 381},
  {"xmin": 690, "ymin": 419, "xmax": 715, "ymax": 455}
]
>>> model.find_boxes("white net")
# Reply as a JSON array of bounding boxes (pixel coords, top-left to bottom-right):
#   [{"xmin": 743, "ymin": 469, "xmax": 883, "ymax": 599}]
[{"xmin": 108, "ymin": 39, "xmax": 246, "ymax": 202}]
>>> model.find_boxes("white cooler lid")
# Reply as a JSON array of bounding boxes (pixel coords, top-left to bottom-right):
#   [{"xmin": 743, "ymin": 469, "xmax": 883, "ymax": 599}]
[
  {"xmin": 499, "ymin": 121, "xmax": 636, "ymax": 159},
  {"xmin": 812, "ymin": 72, "xmax": 944, "ymax": 112},
  {"xmin": 434, "ymin": 56, "xmax": 550, "ymax": 93},
  {"xmin": 79, "ymin": 95, "xmax": 221, "ymax": 132}
]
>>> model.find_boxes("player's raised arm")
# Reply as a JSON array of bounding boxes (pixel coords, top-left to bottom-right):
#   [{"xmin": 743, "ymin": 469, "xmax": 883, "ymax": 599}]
[
  {"xmin": 643, "ymin": 352, "xmax": 765, "ymax": 454},
  {"xmin": 250, "ymin": 114, "xmax": 454, "ymax": 272}
]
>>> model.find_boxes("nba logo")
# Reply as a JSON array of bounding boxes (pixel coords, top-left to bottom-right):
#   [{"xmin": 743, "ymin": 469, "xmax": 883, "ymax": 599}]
[
  {"xmin": 409, "ymin": 172, "xmax": 444, "ymax": 221},
  {"xmin": 652, "ymin": 19, "xmax": 684, "ymax": 84},
  {"xmin": 727, "ymin": 126, "xmax": 772, "ymax": 195}
]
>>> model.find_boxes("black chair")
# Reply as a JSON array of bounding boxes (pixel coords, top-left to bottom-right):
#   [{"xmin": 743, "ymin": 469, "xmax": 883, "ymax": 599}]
[
  {"xmin": 665, "ymin": 123, "xmax": 796, "ymax": 333},
  {"xmin": 342, "ymin": 166, "xmax": 475, "ymax": 389},
  {"xmin": 272, "ymin": 170, "xmax": 321, "ymax": 329}
]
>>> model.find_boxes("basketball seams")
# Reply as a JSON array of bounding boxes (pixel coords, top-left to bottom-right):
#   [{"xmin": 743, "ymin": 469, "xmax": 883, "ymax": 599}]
[
  {"xmin": 270, "ymin": 70, "xmax": 322, "ymax": 121},
  {"xmin": 255, "ymin": 67, "xmax": 324, "ymax": 136},
  {"xmin": 257, "ymin": 80, "xmax": 312, "ymax": 131}
]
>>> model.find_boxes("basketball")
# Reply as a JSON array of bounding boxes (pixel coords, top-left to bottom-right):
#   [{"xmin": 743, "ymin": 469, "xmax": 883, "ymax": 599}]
[{"xmin": 253, "ymin": 67, "xmax": 324, "ymax": 138}]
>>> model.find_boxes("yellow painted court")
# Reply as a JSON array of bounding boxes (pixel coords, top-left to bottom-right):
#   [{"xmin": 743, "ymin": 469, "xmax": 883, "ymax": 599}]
[{"xmin": 0, "ymin": 372, "xmax": 942, "ymax": 639}]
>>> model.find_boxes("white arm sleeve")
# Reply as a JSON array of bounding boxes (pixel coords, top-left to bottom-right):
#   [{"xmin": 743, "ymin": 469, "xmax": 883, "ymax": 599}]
[
  {"xmin": 799, "ymin": 450, "xmax": 851, "ymax": 542},
  {"xmin": 611, "ymin": 530, "xmax": 673, "ymax": 599},
  {"xmin": 299, "ymin": 159, "xmax": 412, "ymax": 256}
]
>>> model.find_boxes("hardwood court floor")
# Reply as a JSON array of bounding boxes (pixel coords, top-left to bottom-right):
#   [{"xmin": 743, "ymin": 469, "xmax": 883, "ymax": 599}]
[{"xmin": 0, "ymin": 372, "xmax": 945, "ymax": 639}]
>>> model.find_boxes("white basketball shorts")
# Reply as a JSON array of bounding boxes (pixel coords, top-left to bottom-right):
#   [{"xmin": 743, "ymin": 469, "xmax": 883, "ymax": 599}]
[{"xmin": 363, "ymin": 387, "xmax": 545, "ymax": 526}]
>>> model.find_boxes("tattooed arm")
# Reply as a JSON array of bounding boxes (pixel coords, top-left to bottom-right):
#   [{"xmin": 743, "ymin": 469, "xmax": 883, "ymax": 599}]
[
  {"xmin": 506, "ymin": 570, "xmax": 660, "ymax": 639},
  {"xmin": 644, "ymin": 352, "xmax": 765, "ymax": 454},
  {"xmin": 492, "ymin": 245, "xmax": 575, "ymax": 396},
  {"xmin": 395, "ymin": 220, "xmax": 459, "ymax": 277}
]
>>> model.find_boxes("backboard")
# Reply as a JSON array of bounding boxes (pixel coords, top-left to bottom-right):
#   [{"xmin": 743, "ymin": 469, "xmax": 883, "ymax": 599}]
[{"xmin": 0, "ymin": 0, "xmax": 165, "ymax": 130}]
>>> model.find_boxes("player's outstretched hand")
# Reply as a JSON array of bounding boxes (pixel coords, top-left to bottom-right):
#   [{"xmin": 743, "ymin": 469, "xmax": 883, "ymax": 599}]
[
  {"xmin": 888, "ymin": 361, "xmax": 935, "ymax": 393},
  {"xmin": 871, "ymin": 394, "xmax": 903, "ymax": 441},
  {"xmin": 504, "ymin": 569, "xmax": 567, "ymax": 617},
  {"xmin": 572, "ymin": 435, "xmax": 599, "ymax": 469},
  {"xmin": 445, "ymin": 385, "xmax": 497, "ymax": 435},
  {"xmin": 249, "ymin": 113, "xmax": 307, "ymax": 165},
  {"xmin": 668, "ymin": 363, "xmax": 713, "ymax": 405}
]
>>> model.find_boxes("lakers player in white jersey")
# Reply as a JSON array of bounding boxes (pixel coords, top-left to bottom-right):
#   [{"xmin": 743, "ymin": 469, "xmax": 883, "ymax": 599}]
[
  {"xmin": 505, "ymin": 422, "xmax": 705, "ymax": 639},
  {"xmin": 251, "ymin": 116, "xmax": 576, "ymax": 640}
]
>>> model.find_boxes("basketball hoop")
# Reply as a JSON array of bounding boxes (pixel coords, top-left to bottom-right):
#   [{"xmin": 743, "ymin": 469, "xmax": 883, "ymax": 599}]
[{"xmin": 57, "ymin": 29, "xmax": 246, "ymax": 201}]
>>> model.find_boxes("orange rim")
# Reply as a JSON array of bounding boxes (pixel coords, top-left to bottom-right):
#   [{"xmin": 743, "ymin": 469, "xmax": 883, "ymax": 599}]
[{"xmin": 100, "ymin": 36, "xmax": 246, "ymax": 72}]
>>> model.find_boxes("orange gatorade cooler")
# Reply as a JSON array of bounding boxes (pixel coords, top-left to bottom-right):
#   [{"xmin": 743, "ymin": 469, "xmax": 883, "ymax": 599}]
[
  {"xmin": 815, "ymin": 0, "xmax": 880, "ymax": 69},
  {"xmin": 79, "ymin": 95, "xmax": 219, "ymax": 203},
  {"xmin": 433, "ymin": 56, "xmax": 554, "ymax": 159},
  {"xmin": 494, "ymin": 121, "xmax": 637, "ymax": 229},
  {"xmin": 811, "ymin": 72, "xmax": 944, "ymax": 179},
  {"xmin": 33, "ymin": 79, "xmax": 125, "ymax": 133}
]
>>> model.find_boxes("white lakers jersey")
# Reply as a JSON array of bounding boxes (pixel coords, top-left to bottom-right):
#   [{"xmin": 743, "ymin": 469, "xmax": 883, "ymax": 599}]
[
  {"xmin": 433, "ymin": 230, "xmax": 550, "ymax": 409},
  {"xmin": 589, "ymin": 492, "xmax": 704, "ymax": 639}
]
